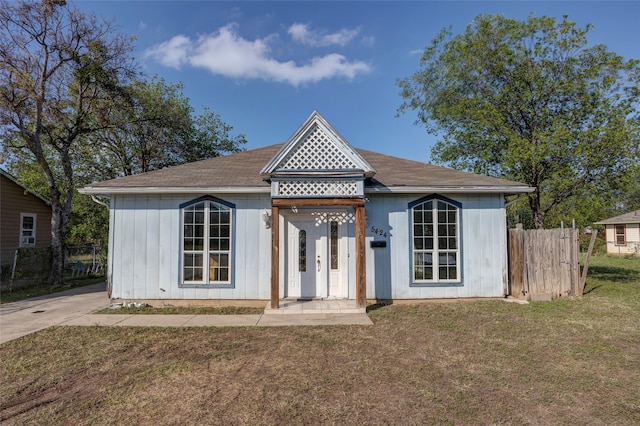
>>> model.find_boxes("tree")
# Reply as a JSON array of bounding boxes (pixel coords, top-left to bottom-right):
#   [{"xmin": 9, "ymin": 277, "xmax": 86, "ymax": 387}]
[
  {"xmin": 81, "ymin": 77, "xmax": 246, "ymax": 180},
  {"xmin": 398, "ymin": 14, "xmax": 640, "ymax": 229},
  {"xmin": 0, "ymin": 0, "xmax": 137, "ymax": 286}
]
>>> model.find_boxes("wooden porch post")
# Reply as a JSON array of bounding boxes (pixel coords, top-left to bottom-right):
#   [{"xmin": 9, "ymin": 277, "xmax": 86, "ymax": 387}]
[
  {"xmin": 270, "ymin": 205, "xmax": 279, "ymax": 309},
  {"xmin": 355, "ymin": 205, "xmax": 366, "ymax": 308}
]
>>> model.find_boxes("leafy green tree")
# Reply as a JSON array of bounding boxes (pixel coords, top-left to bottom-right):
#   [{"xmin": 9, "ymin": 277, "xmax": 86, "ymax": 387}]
[
  {"xmin": 81, "ymin": 77, "xmax": 246, "ymax": 180},
  {"xmin": 0, "ymin": 0, "xmax": 137, "ymax": 286},
  {"xmin": 398, "ymin": 14, "xmax": 640, "ymax": 229}
]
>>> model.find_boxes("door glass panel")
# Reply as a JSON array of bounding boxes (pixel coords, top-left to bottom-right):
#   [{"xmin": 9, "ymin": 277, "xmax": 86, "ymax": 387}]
[
  {"xmin": 330, "ymin": 221, "xmax": 338, "ymax": 270},
  {"xmin": 299, "ymin": 230, "xmax": 306, "ymax": 272}
]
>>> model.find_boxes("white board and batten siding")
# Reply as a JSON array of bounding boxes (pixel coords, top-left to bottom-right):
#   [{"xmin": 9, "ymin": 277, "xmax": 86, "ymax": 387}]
[
  {"xmin": 109, "ymin": 193, "xmax": 273, "ymax": 300},
  {"xmin": 108, "ymin": 192, "xmax": 508, "ymax": 301},
  {"xmin": 365, "ymin": 193, "xmax": 508, "ymax": 299}
]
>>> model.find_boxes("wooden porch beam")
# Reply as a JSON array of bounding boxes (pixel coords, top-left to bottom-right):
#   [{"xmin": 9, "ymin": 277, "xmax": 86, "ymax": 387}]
[
  {"xmin": 270, "ymin": 205, "xmax": 279, "ymax": 309},
  {"xmin": 355, "ymin": 205, "xmax": 367, "ymax": 308}
]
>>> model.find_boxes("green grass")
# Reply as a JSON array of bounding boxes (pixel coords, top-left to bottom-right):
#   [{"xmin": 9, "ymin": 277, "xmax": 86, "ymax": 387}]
[
  {"xmin": 0, "ymin": 275, "xmax": 105, "ymax": 304},
  {"xmin": 0, "ymin": 255, "xmax": 638, "ymax": 425}
]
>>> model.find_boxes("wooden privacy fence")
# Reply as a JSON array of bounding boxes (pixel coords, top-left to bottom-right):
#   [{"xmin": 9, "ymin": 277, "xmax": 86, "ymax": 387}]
[{"xmin": 509, "ymin": 227, "xmax": 581, "ymax": 300}]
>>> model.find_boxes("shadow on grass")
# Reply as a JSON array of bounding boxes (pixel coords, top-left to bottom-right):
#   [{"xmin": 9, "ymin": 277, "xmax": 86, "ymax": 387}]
[
  {"xmin": 366, "ymin": 301, "xmax": 393, "ymax": 313},
  {"xmin": 587, "ymin": 265, "xmax": 639, "ymax": 283}
]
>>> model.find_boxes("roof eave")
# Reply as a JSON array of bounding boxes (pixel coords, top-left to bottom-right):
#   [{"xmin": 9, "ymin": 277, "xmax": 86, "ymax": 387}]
[
  {"xmin": 79, "ymin": 186, "xmax": 272, "ymax": 195},
  {"xmin": 365, "ymin": 185, "xmax": 535, "ymax": 194}
]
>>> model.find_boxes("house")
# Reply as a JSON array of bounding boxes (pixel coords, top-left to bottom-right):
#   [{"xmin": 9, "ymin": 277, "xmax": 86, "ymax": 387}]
[
  {"xmin": 80, "ymin": 111, "xmax": 533, "ymax": 308},
  {"xmin": 595, "ymin": 210, "xmax": 640, "ymax": 256},
  {"xmin": 1, "ymin": 169, "xmax": 52, "ymax": 250}
]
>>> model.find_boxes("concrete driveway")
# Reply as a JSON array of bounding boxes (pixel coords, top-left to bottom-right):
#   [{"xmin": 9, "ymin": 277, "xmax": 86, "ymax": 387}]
[{"xmin": 0, "ymin": 282, "xmax": 109, "ymax": 344}]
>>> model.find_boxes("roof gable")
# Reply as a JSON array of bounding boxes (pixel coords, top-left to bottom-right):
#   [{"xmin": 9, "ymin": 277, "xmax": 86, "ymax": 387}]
[{"xmin": 261, "ymin": 111, "xmax": 375, "ymax": 178}]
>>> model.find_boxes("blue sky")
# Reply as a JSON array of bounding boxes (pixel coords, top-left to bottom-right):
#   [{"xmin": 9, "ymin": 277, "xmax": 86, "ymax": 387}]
[{"xmin": 78, "ymin": 1, "xmax": 640, "ymax": 163}]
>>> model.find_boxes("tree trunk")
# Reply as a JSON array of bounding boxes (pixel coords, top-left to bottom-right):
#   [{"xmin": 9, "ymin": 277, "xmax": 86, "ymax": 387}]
[
  {"xmin": 529, "ymin": 192, "xmax": 545, "ymax": 229},
  {"xmin": 48, "ymin": 201, "xmax": 66, "ymax": 287}
]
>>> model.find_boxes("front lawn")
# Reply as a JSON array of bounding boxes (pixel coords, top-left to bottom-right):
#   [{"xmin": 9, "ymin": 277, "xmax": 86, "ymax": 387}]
[{"xmin": 1, "ymin": 255, "xmax": 638, "ymax": 425}]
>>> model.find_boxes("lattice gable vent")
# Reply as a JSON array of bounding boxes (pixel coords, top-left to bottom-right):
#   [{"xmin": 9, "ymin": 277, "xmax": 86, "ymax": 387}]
[{"xmin": 276, "ymin": 123, "xmax": 360, "ymax": 171}]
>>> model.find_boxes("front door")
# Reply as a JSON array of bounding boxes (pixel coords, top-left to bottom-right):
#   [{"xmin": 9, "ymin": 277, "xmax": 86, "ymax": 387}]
[{"xmin": 286, "ymin": 215, "xmax": 348, "ymax": 299}]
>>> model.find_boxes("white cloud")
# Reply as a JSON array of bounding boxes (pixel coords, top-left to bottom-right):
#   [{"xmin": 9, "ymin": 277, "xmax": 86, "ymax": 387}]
[
  {"xmin": 145, "ymin": 34, "xmax": 192, "ymax": 69},
  {"xmin": 287, "ymin": 23, "xmax": 360, "ymax": 47},
  {"xmin": 145, "ymin": 23, "xmax": 371, "ymax": 86}
]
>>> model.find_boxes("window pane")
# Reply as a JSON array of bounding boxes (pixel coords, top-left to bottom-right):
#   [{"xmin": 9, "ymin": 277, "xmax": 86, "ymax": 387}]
[
  {"xmin": 220, "ymin": 225, "xmax": 230, "ymax": 238},
  {"xmin": 414, "ymin": 238, "xmax": 423, "ymax": 250},
  {"xmin": 219, "ymin": 268, "xmax": 229, "ymax": 281},
  {"xmin": 438, "ymin": 237, "xmax": 448, "ymax": 249},
  {"xmin": 22, "ymin": 216, "xmax": 34, "ymax": 229},
  {"xmin": 425, "ymin": 238, "xmax": 433, "ymax": 250},
  {"xmin": 210, "ymin": 211, "xmax": 220, "ymax": 224},
  {"xmin": 210, "ymin": 238, "xmax": 220, "ymax": 251},
  {"xmin": 184, "ymin": 211, "xmax": 194, "ymax": 224},
  {"xmin": 220, "ymin": 238, "xmax": 230, "ymax": 251}
]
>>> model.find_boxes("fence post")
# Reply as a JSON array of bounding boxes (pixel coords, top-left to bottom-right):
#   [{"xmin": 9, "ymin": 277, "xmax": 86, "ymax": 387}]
[
  {"xmin": 579, "ymin": 230, "xmax": 598, "ymax": 296},
  {"xmin": 509, "ymin": 227, "xmax": 525, "ymax": 298}
]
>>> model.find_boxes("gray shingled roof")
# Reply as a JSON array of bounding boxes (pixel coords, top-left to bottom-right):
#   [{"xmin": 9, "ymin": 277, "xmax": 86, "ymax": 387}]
[
  {"xmin": 595, "ymin": 210, "xmax": 640, "ymax": 225},
  {"xmin": 81, "ymin": 143, "xmax": 532, "ymax": 194}
]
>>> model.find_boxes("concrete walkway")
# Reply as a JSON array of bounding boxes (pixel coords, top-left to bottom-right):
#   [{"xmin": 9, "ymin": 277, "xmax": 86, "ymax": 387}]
[{"xmin": 1, "ymin": 283, "xmax": 372, "ymax": 344}]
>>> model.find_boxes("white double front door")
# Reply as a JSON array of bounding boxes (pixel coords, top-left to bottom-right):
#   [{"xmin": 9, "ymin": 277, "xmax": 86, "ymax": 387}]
[{"xmin": 286, "ymin": 215, "xmax": 349, "ymax": 299}]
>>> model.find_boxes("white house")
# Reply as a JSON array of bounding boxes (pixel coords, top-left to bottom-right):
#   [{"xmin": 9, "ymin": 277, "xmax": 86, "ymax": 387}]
[
  {"xmin": 81, "ymin": 111, "xmax": 533, "ymax": 309},
  {"xmin": 595, "ymin": 210, "xmax": 640, "ymax": 256}
]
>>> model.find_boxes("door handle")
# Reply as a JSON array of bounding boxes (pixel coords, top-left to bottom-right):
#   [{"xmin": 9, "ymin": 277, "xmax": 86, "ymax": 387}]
[{"xmin": 317, "ymin": 256, "xmax": 321, "ymax": 272}]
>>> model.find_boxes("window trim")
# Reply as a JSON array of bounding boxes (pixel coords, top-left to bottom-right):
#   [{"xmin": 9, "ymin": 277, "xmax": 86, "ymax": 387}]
[
  {"xmin": 179, "ymin": 196, "xmax": 235, "ymax": 288},
  {"xmin": 20, "ymin": 213, "xmax": 37, "ymax": 247},
  {"xmin": 408, "ymin": 195, "xmax": 463, "ymax": 287},
  {"xmin": 614, "ymin": 224, "xmax": 626, "ymax": 246}
]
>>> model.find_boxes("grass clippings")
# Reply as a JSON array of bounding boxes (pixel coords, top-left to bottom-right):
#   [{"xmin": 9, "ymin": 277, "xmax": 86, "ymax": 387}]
[{"xmin": 1, "ymin": 255, "xmax": 639, "ymax": 425}]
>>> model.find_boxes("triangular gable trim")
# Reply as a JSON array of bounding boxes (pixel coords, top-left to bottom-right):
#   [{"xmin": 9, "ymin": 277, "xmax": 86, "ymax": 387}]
[{"xmin": 260, "ymin": 111, "xmax": 375, "ymax": 178}]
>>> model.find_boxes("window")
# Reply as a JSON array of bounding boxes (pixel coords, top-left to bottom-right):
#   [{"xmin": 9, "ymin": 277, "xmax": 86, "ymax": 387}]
[
  {"xmin": 180, "ymin": 196, "xmax": 234, "ymax": 287},
  {"xmin": 20, "ymin": 213, "xmax": 36, "ymax": 247},
  {"xmin": 614, "ymin": 225, "xmax": 626, "ymax": 246},
  {"xmin": 409, "ymin": 196, "xmax": 461, "ymax": 284}
]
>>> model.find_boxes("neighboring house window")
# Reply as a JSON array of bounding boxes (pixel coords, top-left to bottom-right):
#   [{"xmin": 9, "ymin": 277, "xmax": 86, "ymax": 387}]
[
  {"xmin": 409, "ymin": 195, "xmax": 462, "ymax": 285},
  {"xmin": 20, "ymin": 213, "xmax": 36, "ymax": 247},
  {"xmin": 614, "ymin": 225, "xmax": 626, "ymax": 246},
  {"xmin": 180, "ymin": 196, "xmax": 235, "ymax": 287}
]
